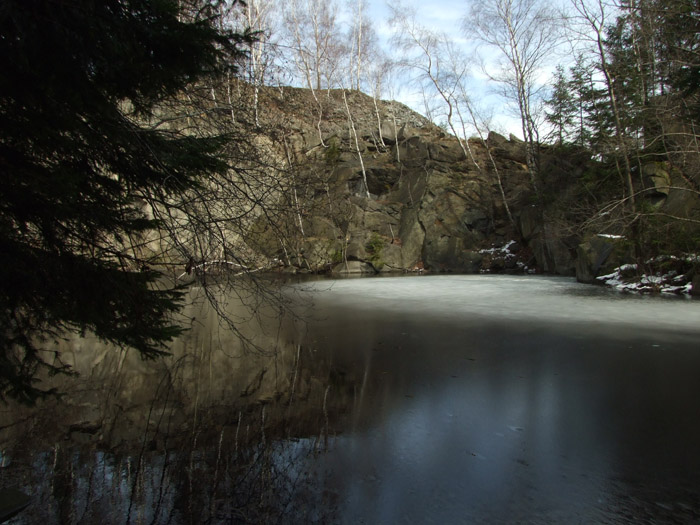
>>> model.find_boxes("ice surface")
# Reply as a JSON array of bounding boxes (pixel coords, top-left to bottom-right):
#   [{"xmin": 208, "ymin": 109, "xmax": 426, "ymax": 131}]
[{"xmin": 291, "ymin": 275, "xmax": 700, "ymax": 333}]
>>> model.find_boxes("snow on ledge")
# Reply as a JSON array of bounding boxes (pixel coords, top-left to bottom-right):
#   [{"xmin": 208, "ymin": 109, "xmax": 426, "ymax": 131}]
[{"xmin": 596, "ymin": 255, "xmax": 696, "ymax": 295}]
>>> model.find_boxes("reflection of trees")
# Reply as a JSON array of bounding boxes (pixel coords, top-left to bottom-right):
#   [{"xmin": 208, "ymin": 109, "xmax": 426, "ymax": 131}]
[
  {"xmin": 5, "ymin": 416, "xmax": 338, "ymax": 523},
  {"xmin": 0, "ymin": 291, "xmax": 358, "ymax": 523}
]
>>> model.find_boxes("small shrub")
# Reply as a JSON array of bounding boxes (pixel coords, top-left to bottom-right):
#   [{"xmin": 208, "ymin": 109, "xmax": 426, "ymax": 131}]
[
  {"xmin": 325, "ymin": 138, "xmax": 341, "ymax": 165},
  {"xmin": 365, "ymin": 233, "xmax": 385, "ymax": 268},
  {"xmin": 331, "ymin": 249, "xmax": 343, "ymax": 264}
]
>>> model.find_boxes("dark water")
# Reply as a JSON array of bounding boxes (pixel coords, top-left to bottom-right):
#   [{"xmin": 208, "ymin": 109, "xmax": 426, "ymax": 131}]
[
  {"xmin": 287, "ymin": 275, "xmax": 700, "ymax": 523},
  {"xmin": 2, "ymin": 275, "xmax": 700, "ymax": 523}
]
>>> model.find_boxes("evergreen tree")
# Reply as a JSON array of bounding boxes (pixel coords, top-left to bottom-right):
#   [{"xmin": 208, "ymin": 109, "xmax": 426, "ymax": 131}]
[
  {"xmin": 545, "ymin": 65, "xmax": 576, "ymax": 145},
  {"xmin": 653, "ymin": 0, "xmax": 700, "ymax": 122},
  {"xmin": 604, "ymin": 11, "xmax": 651, "ymax": 153},
  {"xmin": 568, "ymin": 56, "xmax": 599, "ymax": 149},
  {"xmin": 0, "ymin": 0, "xmax": 251, "ymax": 402}
]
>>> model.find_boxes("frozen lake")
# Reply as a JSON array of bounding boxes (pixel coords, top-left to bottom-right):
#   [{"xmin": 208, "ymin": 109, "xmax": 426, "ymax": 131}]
[
  {"xmin": 3, "ymin": 274, "xmax": 700, "ymax": 523},
  {"xmin": 286, "ymin": 275, "xmax": 700, "ymax": 523}
]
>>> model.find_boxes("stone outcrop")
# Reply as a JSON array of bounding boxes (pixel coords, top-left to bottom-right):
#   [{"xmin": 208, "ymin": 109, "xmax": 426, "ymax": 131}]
[
  {"xmin": 231, "ymin": 85, "xmax": 699, "ymax": 286},
  {"xmin": 246, "ymin": 87, "xmax": 539, "ymax": 275},
  {"xmin": 576, "ymin": 235, "xmax": 632, "ymax": 283},
  {"xmin": 573, "ymin": 160, "xmax": 700, "ymax": 286}
]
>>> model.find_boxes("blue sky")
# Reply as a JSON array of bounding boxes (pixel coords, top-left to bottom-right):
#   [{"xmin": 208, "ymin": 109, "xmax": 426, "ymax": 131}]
[{"xmin": 362, "ymin": 0, "xmax": 528, "ymax": 138}]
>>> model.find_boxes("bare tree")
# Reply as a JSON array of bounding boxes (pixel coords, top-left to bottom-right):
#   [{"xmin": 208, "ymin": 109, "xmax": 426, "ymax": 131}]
[
  {"xmin": 341, "ymin": 89, "xmax": 372, "ymax": 198},
  {"xmin": 444, "ymin": 42, "xmax": 517, "ymax": 228},
  {"xmin": 244, "ymin": 0, "xmax": 279, "ymax": 127},
  {"xmin": 280, "ymin": 0, "xmax": 347, "ymax": 146},
  {"xmin": 282, "ymin": 0, "xmax": 344, "ymax": 91},
  {"xmin": 368, "ymin": 57, "xmax": 393, "ymax": 149},
  {"xmin": 465, "ymin": 0, "xmax": 564, "ymax": 195},
  {"xmin": 386, "ymin": 1, "xmax": 517, "ymax": 227},
  {"xmin": 388, "ymin": 1, "xmax": 479, "ymax": 166},
  {"xmin": 219, "ymin": 0, "xmax": 281, "ymax": 127},
  {"xmin": 565, "ymin": 0, "xmax": 636, "ymax": 207},
  {"xmin": 347, "ymin": 0, "xmax": 380, "ymax": 93},
  {"xmin": 351, "ymin": 0, "xmax": 365, "ymax": 91}
]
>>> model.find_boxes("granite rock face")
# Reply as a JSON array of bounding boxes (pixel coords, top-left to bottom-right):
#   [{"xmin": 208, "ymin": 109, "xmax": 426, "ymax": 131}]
[
  {"xmin": 236, "ymin": 87, "xmax": 699, "ymax": 281},
  {"xmin": 244, "ymin": 88, "xmax": 541, "ymax": 274},
  {"xmin": 576, "ymin": 235, "xmax": 631, "ymax": 283}
]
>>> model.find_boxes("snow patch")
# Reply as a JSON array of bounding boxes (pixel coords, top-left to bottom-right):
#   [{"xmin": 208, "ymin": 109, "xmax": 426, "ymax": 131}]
[
  {"xmin": 479, "ymin": 240, "xmax": 532, "ymax": 274},
  {"xmin": 596, "ymin": 254, "xmax": 697, "ymax": 295},
  {"xmin": 479, "ymin": 240, "xmax": 517, "ymax": 255}
]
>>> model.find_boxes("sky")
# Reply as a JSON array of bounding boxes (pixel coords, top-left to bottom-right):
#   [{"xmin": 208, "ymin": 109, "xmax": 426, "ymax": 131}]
[
  {"xmin": 364, "ymin": 0, "xmax": 568, "ymax": 138},
  {"xmin": 364, "ymin": 0, "xmax": 527, "ymax": 138},
  {"xmin": 247, "ymin": 0, "xmax": 582, "ymax": 139}
]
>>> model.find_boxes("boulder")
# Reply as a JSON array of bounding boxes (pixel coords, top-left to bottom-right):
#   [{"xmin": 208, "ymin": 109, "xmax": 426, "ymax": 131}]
[
  {"xmin": 329, "ymin": 165, "xmax": 360, "ymax": 184},
  {"xmin": 419, "ymin": 191, "xmax": 481, "ymax": 239},
  {"xmin": 462, "ymin": 209, "xmax": 490, "ymax": 234},
  {"xmin": 388, "ymin": 167, "xmax": 428, "ymax": 204},
  {"xmin": 397, "ymin": 124, "xmax": 422, "ymax": 141},
  {"xmin": 362, "ymin": 210, "xmax": 399, "ymax": 237},
  {"xmin": 548, "ymin": 237, "xmax": 576, "ymax": 276},
  {"xmin": 376, "ymin": 243, "xmax": 404, "ymax": 272},
  {"xmin": 661, "ymin": 182, "xmax": 700, "ymax": 217},
  {"xmin": 642, "ymin": 162, "xmax": 671, "ymax": 197},
  {"xmin": 331, "ymin": 261, "xmax": 376, "ymax": 275},
  {"xmin": 344, "ymin": 237, "xmax": 367, "ymax": 260},
  {"xmin": 428, "ymin": 141, "xmax": 466, "ymax": 163},
  {"xmin": 518, "ymin": 206, "xmax": 540, "ymax": 241},
  {"xmin": 380, "ymin": 120, "xmax": 398, "ymax": 144},
  {"xmin": 306, "ymin": 217, "xmax": 339, "ymax": 239},
  {"xmin": 692, "ymin": 274, "xmax": 700, "ymax": 296},
  {"xmin": 245, "ymin": 216, "xmax": 282, "ymax": 258},
  {"xmin": 423, "ymin": 235, "xmax": 483, "ymax": 272},
  {"xmin": 423, "ymin": 164, "xmax": 457, "ymax": 189},
  {"xmin": 487, "ymin": 132, "xmax": 527, "ymax": 163},
  {"xmin": 398, "ymin": 206, "xmax": 425, "ymax": 268},
  {"xmin": 487, "ymin": 131, "xmax": 508, "ymax": 147},
  {"xmin": 366, "ymin": 166, "xmax": 401, "ymax": 195},
  {"xmin": 461, "ymin": 250, "xmax": 485, "ymax": 272},
  {"xmin": 576, "ymin": 234, "xmax": 632, "ymax": 283},
  {"xmin": 527, "ymin": 222, "xmax": 577, "ymax": 276},
  {"xmin": 299, "ymin": 238, "xmax": 341, "ymax": 272},
  {"xmin": 396, "ymin": 136, "xmax": 429, "ymax": 166}
]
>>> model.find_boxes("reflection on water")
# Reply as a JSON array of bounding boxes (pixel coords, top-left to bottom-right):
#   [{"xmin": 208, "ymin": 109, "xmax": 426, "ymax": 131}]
[
  {"xmin": 289, "ymin": 275, "xmax": 700, "ymax": 523},
  {"xmin": 0, "ymin": 283, "xmax": 340, "ymax": 524},
  {"xmin": 2, "ymin": 275, "xmax": 700, "ymax": 523}
]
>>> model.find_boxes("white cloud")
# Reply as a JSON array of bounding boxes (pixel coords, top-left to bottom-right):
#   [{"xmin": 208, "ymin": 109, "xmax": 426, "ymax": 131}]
[{"xmin": 367, "ymin": 1, "xmax": 526, "ymax": 137}]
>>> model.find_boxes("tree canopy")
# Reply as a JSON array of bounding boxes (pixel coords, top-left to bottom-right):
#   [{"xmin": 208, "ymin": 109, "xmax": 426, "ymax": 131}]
[{"xmin": 0, "ymin": 0, "xmax": 251, "ymax": 403}]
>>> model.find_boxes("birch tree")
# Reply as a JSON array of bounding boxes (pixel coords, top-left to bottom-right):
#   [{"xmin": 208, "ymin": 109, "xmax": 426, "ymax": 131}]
[
  {"xmin": 566, "ymin": 0, "xmax": 636, "ymax": 206},
  {"xmin": 221, "ymin": 0, "xmax": 280, "ymax": 126},
  {"xmin": 282, "ymin": 0, "xmax": 345, "ymax": 145},
  {"xmin": 465, "ymin": 0, "xmax": 564, "ymax": 195},
  {"xmin": 367, "ymin": 56, "xmax": 393, "ymax": 149},
  {"xmin": 445, "ymin": 42, "xmax": 517, "ymax": 228},
  {"xmin": 347, "ymin": 0, "xmax": 379, "ymax": 93},
  {"xmin": 388, "ymin": 2, "xmax": 516, "ymax": 227},
  {"xmin": 388, "ymin": 1, "xmax": 479, "ymax": 166},
  {"xmin": 283, "ymin": 0, "xmax": 344, "ymax": 91}
]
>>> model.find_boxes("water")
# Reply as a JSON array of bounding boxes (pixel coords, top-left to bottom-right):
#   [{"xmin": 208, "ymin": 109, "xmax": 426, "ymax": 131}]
[
  {"xmin": 287, "ymin": 275, "xmax": 700, "ymax": 523},
  {"xmin": 2, "ymin": 275, "xmax": 699, "ymax": 523}
]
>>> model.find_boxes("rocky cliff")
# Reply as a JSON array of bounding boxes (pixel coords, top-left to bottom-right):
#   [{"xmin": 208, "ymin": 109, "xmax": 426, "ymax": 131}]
[
  {"xmin": 245, "ymin": 87, "xmax": 544, "ymax": 276},
  {"xmin": 188, "ymin": 84, "xmax": 699, "ymax": 292}
]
